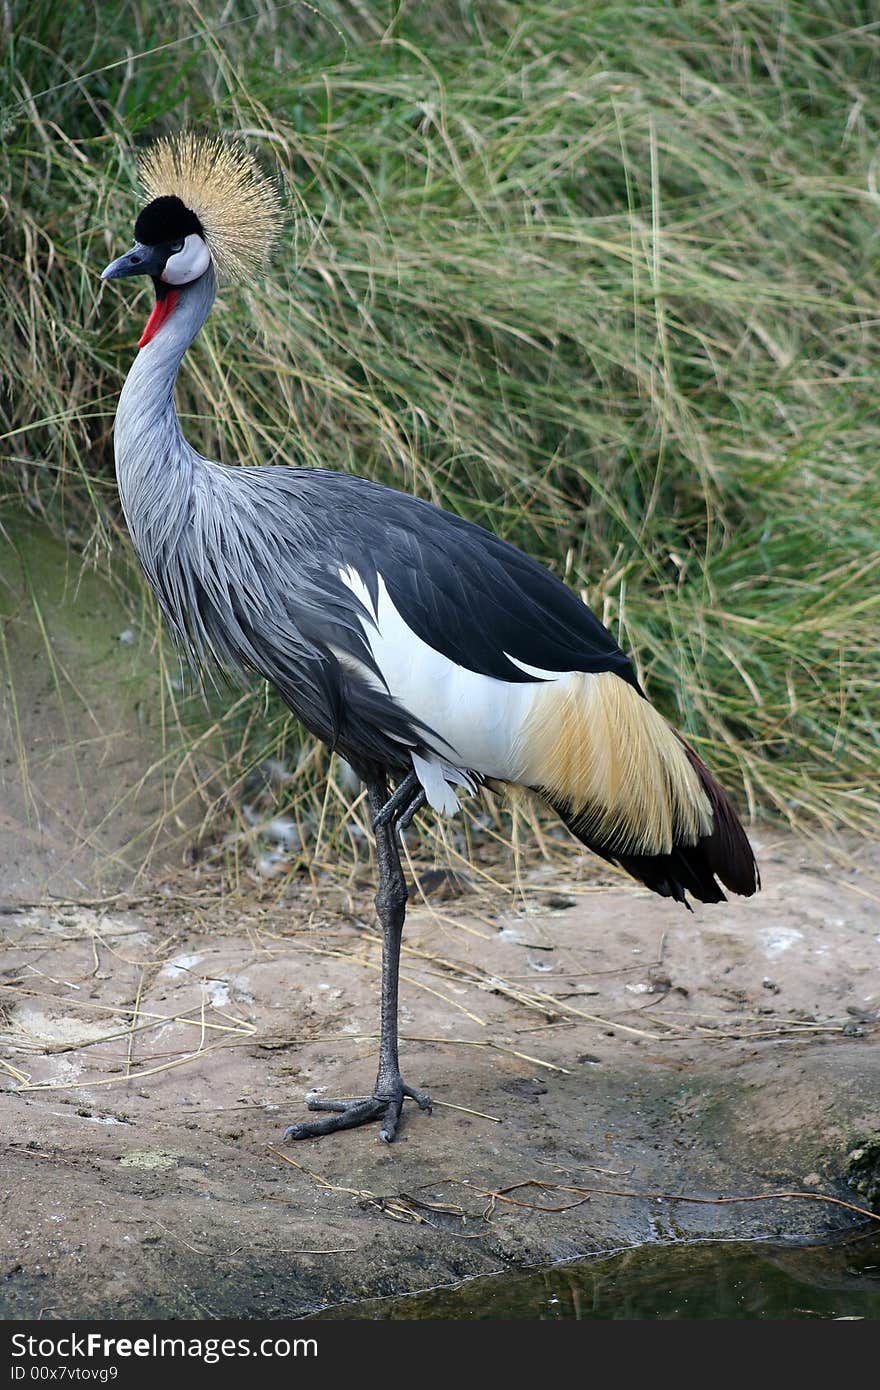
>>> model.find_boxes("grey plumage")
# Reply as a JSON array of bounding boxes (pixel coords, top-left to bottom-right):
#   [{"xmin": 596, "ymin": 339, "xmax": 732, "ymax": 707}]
[
  {"xmin": 112, "ymin": 263, "xmax": 636, "ymax": 782},
  {"xmin": 114, "ymin": 266, "xmax": 430, "ymax": 770}
]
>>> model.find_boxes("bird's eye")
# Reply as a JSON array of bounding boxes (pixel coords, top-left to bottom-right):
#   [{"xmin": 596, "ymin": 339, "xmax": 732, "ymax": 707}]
[{"xmin": 169, "ymin": 239, "xmax": 185, "ymax": 254}]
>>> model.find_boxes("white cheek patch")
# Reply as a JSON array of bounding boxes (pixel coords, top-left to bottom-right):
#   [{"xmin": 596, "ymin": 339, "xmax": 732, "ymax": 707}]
[{"xmin": 161, "ymin": 234, "xmax": 211, "ymax": 285}]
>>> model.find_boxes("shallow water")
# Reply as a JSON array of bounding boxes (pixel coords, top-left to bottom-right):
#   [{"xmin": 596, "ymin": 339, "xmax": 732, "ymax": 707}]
[{"xmin": 320, "ymin": 1229, "xmax": 880, "ymax": 1319}]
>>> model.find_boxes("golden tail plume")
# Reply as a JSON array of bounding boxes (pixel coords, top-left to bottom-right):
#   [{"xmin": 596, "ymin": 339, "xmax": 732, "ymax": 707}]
[{"xmin": 516, "ymin": 671, "xmax": 759, "ymax": 904}]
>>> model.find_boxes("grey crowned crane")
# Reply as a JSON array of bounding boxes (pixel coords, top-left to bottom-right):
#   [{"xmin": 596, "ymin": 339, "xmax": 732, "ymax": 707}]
[{"xmin": 102, "ymin": 135, "xmax": 759, "ymax": 1143}]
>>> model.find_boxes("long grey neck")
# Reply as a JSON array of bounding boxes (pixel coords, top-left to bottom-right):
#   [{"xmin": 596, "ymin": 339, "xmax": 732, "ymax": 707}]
[{"xmin": 114, "ymin": 266, "xmax": 217, "ymax": 572}]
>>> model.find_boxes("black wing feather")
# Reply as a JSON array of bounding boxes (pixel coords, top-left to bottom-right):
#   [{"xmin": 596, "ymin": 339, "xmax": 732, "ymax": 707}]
[{"xmin": 294, "ymin": 470, "xmax": 638, "ymax": 689}]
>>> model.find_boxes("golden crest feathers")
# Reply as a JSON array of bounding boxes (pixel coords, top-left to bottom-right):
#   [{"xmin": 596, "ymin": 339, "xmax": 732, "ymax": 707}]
[{"xmin": 139, "ymin": 133, "xmax": 283, "ymax": 282}]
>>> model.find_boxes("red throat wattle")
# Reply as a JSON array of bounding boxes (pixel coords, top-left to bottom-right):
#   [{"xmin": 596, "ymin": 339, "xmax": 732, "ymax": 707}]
[{"xmin": 138, "ymin": 290, "xmax": 180, "ymax": 348}]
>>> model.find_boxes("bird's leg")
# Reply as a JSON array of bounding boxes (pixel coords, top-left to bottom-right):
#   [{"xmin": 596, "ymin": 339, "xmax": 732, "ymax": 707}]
[
  {"xmin": 284, "ymin": 776, "xmax": 432, "ymax": 1143},
  {"xmin": 369, "ymin": 781, "xmax": 432, "ymax": 1132},
  {"xmin": 371, "ymin": 769, "xmax": 425, "ymax": 832}
]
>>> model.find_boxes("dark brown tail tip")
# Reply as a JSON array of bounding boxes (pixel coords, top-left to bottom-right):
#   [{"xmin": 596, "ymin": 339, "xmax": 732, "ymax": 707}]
[
  {"xmin": 679, "ymin": 739, "xmax": 760, "ymax": 898},
  {"xmin": 542, "ymin": 738, "xmax": 759, "ymax": 907}
]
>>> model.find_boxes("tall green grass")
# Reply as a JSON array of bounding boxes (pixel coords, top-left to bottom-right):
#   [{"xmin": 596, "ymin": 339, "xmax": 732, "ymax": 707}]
[{"xmin": 2, "ymin": 1, "xmax": 879, "ymax": 871}]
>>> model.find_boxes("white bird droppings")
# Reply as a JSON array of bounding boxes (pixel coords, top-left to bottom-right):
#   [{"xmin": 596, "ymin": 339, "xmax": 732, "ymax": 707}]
[
  {"xmin": 757, "ymin": 927, "xmax": 804, "ymax": 959},
  {"xmin": 161, "ymin": 952, "xmax": 203, "ymax": 978}
]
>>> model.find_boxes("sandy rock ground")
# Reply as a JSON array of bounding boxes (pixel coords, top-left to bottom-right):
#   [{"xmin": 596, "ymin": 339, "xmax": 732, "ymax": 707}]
[
  {"xmin": 2, "ymin": 517, "xmax": 878, "ymax": 1317},
  {"xmin": 1, "ymin": 830, "xmax": 879, "ymax": 1319}
]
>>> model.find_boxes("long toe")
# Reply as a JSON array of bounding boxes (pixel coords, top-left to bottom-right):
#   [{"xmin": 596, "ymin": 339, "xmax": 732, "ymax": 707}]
[
  {"xmin": 396, "ymin": 790, "xmax": 427, "ymax": 833},
  {"xmin": 283, "ymin": 1098, "xmax": 383, "ymax": 1140},
  {"xmin": 377, "ymin": 1092, "xmax": 403, "ymax": 1143},
  {"xmin": 304, "ymin": 1094, "xmax": 371, "ymax": 1113},
  {"xmin": 371, "ymin": 772, "xmax": 420, "ymax": 831},
  {"xmin": 402, "ymin": 1083, "xmax": 432, "ymax": 1113}
]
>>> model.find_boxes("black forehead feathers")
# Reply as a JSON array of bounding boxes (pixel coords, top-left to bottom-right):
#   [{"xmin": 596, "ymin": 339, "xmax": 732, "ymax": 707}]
[{"xmin": 134, "ymin": 195, "xmax": 204, "ymax": 247}]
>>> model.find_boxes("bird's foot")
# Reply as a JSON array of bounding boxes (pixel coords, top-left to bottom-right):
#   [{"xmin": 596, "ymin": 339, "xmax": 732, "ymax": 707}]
[
  {"xmin": 371, "ymin": 772, "xmax": 425, "ymax": 833},
  {"xmin": 396, "ymin": 789, "xmax": 426, "ymax": 831},
  {"xmin": 284, "ymin": 1081, "xmax": 432, "ymax": 1143}
]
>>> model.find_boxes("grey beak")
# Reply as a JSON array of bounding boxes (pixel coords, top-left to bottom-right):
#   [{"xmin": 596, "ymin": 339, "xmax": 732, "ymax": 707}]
[{"xmin": 101, "ymin": 242, "xmax": 166, "ymax": 281}]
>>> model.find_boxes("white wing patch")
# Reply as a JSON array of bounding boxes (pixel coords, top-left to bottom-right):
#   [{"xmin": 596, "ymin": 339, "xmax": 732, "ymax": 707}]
[
  {"xmin": 336, "ymin": 566, "xmax": 714, "ymax": 852},
  {"xmin": 337, "ymin": 565, "xmax": 575, "ymax": 813},
  {"xmin": 503, "ymin": 653, "xmax": 564, "ymax": 680}
]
